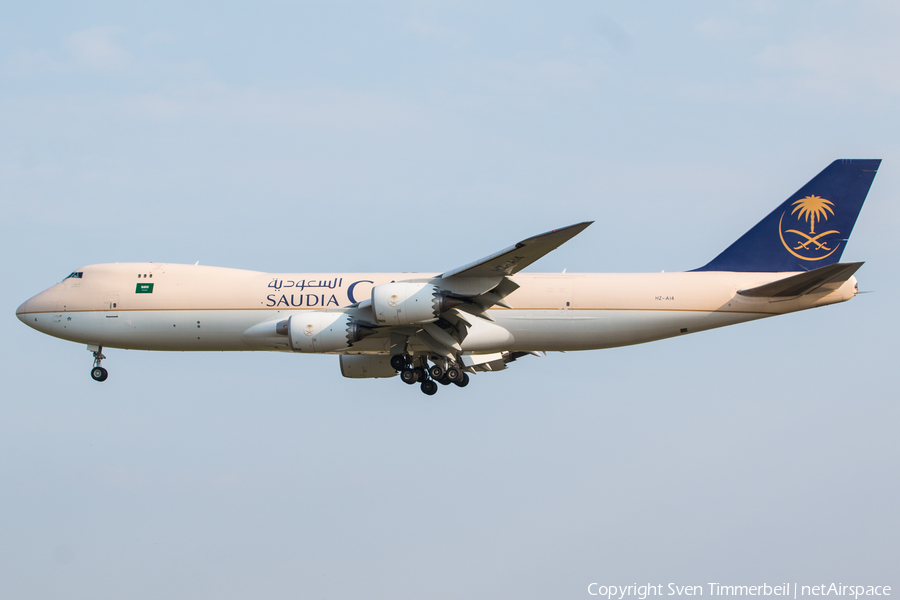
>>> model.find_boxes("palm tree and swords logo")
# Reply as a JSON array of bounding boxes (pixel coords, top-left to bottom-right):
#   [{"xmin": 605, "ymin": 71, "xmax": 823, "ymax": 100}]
[{"xmin": 778, "ymin": 194, "xmax": 841, "ymax": 261}]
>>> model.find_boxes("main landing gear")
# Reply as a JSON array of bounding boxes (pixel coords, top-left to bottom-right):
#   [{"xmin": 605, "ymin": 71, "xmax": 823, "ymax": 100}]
[
  {"xmin": 392, "ymin": 354, "xmax": 469, "ymax": 395},
  {"xmin": 90, "ymin": 346, "xmax": 108, "ymax": 382}
]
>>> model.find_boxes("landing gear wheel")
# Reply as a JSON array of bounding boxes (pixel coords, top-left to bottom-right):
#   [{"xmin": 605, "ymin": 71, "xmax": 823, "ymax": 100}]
[
  {"xmin": 446, "ymin": 366, "xmax": 463, "ymax": 383},
  {"xmin": 390, "ymin": 355, "xmax": 408, "ymax": 371},
  {"xmin": 452, "ymin": 372, "xmax": 469, "ymax": 388},
  {"xmin": 413, "ymin": 368, "xmax": 426, "ymax": 383},
  {"xmin": 428, "ymin": 365, "xmax": 445, "ymax": 380},
  {"xmin": 400, "ymin": 369, "xmax": 418, "ymax": 385},
  {"xmin": 91, "ymin": 366, "xmax": 108, "ymax": 382},
  {"xmin": 437, "ymin": 374, "xmax": 452, "ymax": 386},
  {"xmin": 421, "ymin": 380, "xmax": 438, "ymax": 396},
  {"xmin": 90, "ymin": 346, "xmax": 108, "ymax": 381}
]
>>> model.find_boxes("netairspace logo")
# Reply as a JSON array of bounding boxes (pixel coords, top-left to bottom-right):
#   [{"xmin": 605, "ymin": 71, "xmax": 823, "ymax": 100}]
[{"xmin": 587, "ymin": 584, "xmax": 892, "ymax": 599}]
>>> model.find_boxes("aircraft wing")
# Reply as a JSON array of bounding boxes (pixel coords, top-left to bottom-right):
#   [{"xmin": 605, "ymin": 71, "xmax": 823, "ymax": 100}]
[
  {"xmin": 352, "ymin": 222, "xmax": 593, "ymax": 364},
  {"xmin": 737, "ymin": 262, "xmax": 863, "ymax": 298},
  {"xmin": 440, "ymin": 222, "xmax": 593, "ymax": 278}
]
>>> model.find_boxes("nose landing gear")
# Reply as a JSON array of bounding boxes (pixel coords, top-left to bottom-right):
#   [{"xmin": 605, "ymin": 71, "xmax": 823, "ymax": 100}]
[
  {"xmin": 91, "ymin": 366, "xmax": 108, "ymax": 382},
  {"xmin": 89, "ymin": 346, "xmax": 108, "ymax": 382}
]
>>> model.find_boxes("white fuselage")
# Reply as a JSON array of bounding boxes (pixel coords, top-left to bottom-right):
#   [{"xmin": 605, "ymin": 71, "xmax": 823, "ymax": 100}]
[{"xmin": 16, "ymin": 263, "xmax": 858, "ymax": 355}]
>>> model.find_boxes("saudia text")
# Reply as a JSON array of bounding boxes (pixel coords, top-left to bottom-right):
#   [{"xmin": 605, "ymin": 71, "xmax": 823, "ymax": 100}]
[
  {"xmin": 266, "ymin": 294, "xmax": 340, "ymax": 308},
  {"xmin": 265, "ymin": 277, "xmax": 376, "ymax": 307}
]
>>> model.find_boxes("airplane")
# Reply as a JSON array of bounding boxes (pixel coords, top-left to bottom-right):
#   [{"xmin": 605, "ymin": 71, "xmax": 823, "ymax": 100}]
[{"xmin": 16, "ymin": 159, "xmax": 880, "ymax": 395}]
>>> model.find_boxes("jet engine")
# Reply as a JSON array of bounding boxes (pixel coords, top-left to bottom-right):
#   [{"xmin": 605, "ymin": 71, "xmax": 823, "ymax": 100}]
[
  {"xmin": 288, "ymin": 311, "xmax": 376, "ymax": 353},
  {"xmin": 371, "ymin": 282, "xmax": 461, "ymax": 326}
]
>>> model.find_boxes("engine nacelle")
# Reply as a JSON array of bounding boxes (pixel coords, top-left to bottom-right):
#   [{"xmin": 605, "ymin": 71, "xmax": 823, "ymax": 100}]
[
  {"xmin": 371, "ymin": 282, "xmax": 460, "ymax": 326},
  {"xmin": 339, "ymin": 355, "xmax": 397, "ymax": 379},
  {"xmin": 288, "ymin": 311, "xmax": 375, "ymax": 353}
]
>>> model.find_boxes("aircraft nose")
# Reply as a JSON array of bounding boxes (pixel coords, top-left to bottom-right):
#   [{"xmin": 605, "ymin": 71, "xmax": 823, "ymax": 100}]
[
  {"xmin": 17, "ymin": 284, "xmax": 63, "ymax": 330},
  {"xmin": 16, "ymin": 300, "xmax": 28, "ymax": 324}
]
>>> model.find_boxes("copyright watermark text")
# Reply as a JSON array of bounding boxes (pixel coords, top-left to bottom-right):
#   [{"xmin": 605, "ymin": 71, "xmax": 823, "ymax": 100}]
[{"xmin": 587, "ymin": 584, "xmax": 892, "ymax": 599}]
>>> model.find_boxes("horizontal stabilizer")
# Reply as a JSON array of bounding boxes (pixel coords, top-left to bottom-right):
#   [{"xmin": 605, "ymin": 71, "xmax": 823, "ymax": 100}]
[
  {"xmin": 441, "ymin": 222, "xmax": 592, "ymax": 278},
  {"xmin": 737, "ymin": 262, "xmax": 863, "ymax": 298}
]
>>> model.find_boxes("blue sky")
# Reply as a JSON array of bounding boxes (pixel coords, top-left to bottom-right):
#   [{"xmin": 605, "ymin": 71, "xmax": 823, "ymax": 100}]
[{"xmin": 2, "ymin": 2, "xmax": 898, "ymax": 598}]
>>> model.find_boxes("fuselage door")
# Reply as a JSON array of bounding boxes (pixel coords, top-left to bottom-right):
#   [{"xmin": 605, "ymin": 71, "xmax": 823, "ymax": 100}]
[{"xmin": 104, "ymin": 293, "xmax": 119, "ymax": 318}]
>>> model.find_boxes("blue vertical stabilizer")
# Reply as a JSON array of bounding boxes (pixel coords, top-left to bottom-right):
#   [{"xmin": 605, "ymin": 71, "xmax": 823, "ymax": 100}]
[{"xmin": 694, "ymin": 159, "xmax": 880, "ymax": 272}]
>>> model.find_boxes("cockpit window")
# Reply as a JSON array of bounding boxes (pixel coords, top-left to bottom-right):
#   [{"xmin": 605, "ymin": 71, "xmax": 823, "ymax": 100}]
[{"xmin": 64, "ymin": 272, "xmax": 83, "ymax": 280}]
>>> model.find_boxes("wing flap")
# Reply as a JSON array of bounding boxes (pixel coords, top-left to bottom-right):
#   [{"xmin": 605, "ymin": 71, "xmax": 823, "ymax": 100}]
[{"xmin": 737, "ymin": 262, "xmax": 863, "ymax": 298}]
